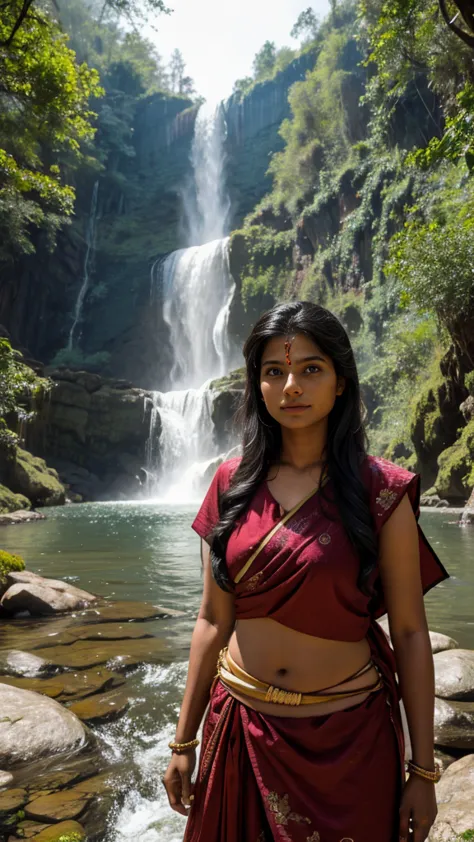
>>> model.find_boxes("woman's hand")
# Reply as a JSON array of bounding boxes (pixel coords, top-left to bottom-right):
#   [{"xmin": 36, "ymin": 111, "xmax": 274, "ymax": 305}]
[
  {"xmin": 162, "ymin": 749, "xmax": 197, "ymax": 817},
  {"xmin": 399, "ymin": 775, "xmax": 437, "ymax": 841}
]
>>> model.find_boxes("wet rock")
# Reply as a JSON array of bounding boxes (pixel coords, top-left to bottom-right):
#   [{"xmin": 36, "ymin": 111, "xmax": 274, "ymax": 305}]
[
  {"xmin": 33, "ymin": 636, "xmax": 169, "ymax": 671},
  {"xmin": 68, "ymin": 687, "xmax": 129, "ymax": 723},
  {"xmin": 0, "ymin": 649, "xmax": 55, "ymax": 678},
  {"xmin": 15, "ymin": 820, "xmax": 50, "ymax": 837},
  {"xmin": 49, "ymin": 621, "xmax": 154, "ymax": 646},
  {"xmin": 434, "ymin": 649, "xmax": 474, "ymax": 700},
  {"xmin": 8, "ymin": 448, "xmax": 66, "ymax": 508},
  {"xmin": 72, "ymin": 772, "xmax": 113, "ymax": 796},
  {"xmin": 1, "ymin": 582, "xmax": 93, "ymax": 616},
  {"xmin": 430, "ymin": 632, "xmax": 458, "ymax": 654},
  {"xmin": 0, "ymin": 788, "xmax": 27, "ymax": 812},
  {"xmin": 0, "ymin": 667, "xmax": 125, "ymax": 702},
  {"xmin": 25, "ymin": 791, "xmax": 89, "ymax": 822},
  {"xmin": 0, "ymin": 510, "xmax": 45, "ymax": 526},
  {"xmin": 31, "ymin": 821, "xmax": 86, "ymax": 841},
  {"xmin": 434, "ymin": 697, "xmax": 474, "ymax": 749},
  {"xmin": 75, "ymin": 600, "xmax": 184, "ymax": 623},
  {"xmin": 429, "ymin": 754, "xmax": 474, "ymax": 841},
  {"xmin": 6, "ymin": 572, "xmax": 96, "ymax": 605},
  {"xmin": 0, "ymin": 684, "xmax": 88, "ymax": 767},
  {"xmin": 0, "ymin": 771, "xmax": 14, "ymax": 789},
  {"xmin": 461, "ymin": 486, "xmax": 474, "ymax": 526},
  {"xmin": 434, "ymin": 749, "xmax": 458, "ymax": 775}
]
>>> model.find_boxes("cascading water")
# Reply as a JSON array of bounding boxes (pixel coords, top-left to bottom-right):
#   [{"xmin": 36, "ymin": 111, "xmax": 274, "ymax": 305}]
[
  {"xmin": 146, "ymin": 101, "xmax": 239, "ymax": 500},
  {"xmin": 68, "ymin": 180, "xmax": 99, "ymax": 350}
]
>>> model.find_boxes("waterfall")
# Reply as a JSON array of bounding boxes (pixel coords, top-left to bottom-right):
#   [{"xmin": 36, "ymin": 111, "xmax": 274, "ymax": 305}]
[
  {"xmin": 152, "ymin": 237, "xmax": 235, "ymax": 390},
  {"xmin": 146, "ymin": 101, "xmax": 239, "ymax": 498},
  {"xmin": 145, "ymin": 389, "xmax": 217, "ymax": 499},
  {"xmin": 183, "ymin": 100, "xmax": 230, "ymax": 244},
  {"xmin": 68, "ymin": 180, "xmax": 99, "ymax": 350}
]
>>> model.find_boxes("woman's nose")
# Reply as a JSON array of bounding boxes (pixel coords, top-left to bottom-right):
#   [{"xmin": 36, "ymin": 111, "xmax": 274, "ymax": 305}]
[{"xmin": 283, "ymin": 373, "xmax": 303, "ymax": 393}]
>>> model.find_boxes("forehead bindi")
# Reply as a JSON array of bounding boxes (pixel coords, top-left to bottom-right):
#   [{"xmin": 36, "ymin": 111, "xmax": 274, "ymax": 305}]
[{"xmin": 261, "ymin": 337, "xmax": 327, "ymax": 367}]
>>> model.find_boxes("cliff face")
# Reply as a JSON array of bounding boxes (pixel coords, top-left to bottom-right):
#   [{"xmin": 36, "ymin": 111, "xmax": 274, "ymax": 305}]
[
  {"xmin": 0, "ymin": 93, "xmax": 195, "ymax": 383},
  {"xmin": 224, "ymin": 50, "xmax": 317, "ymax": 225},
  {"xmin": 0, "ymin": 53, "xmax": 319, "ymax": 387}
]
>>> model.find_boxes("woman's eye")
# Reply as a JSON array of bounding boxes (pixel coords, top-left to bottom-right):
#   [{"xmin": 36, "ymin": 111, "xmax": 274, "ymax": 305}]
[
  {"xmin": 306, "ymin": 365, "xmax": 320, "ymax": 373},
  {"xmin": 266, "ymin": 367, "xmax": 281, "ymax": 376}
]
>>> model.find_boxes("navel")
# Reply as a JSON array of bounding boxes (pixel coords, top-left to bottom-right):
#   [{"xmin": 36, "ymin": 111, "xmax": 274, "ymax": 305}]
[{"xmin": 276, "ymin": 667, "xmax": 288, "ymax": 676}]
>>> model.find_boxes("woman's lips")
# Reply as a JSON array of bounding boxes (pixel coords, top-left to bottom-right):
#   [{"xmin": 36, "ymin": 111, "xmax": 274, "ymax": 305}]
[{"xmin": 281, "ymin": 405, "xmax": 310, "ymax": 412}]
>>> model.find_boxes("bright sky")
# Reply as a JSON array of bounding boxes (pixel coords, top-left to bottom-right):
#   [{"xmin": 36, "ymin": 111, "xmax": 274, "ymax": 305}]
[{"xmin": 146, "ymin": 0, "xmax": 330, "ymax": 103}]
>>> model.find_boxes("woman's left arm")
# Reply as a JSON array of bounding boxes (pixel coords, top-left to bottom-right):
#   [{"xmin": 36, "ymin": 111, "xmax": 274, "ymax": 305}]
[{"xmin": 378, "ymin": 492, "xmax": 437, "ymax": 842}]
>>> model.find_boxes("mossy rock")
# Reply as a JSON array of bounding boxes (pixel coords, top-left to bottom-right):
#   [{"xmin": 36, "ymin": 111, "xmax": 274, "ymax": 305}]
[
  {"xmin": 435, "ymin": 420, "xmax": 474, "ymax": 500},
  {"xmin": 210, "ymin": 367, "xmax": 246, "ymax": 392},
  {"xmin": 9, "ymin": 448, "xmax": 66, "ymax": 508},
  {"xmin": 0, "ymin": 550, "xmax": 25, "ymax": 578},
  {"xmin": 0, "ymin": 484, "xmax": 31, "ymax": 514}
]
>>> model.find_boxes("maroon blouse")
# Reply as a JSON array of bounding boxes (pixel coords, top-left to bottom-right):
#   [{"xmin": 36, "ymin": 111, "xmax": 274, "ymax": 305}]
[{"xmin": 191, "ymin": 455, "xmax": 449, "ymax": 642}]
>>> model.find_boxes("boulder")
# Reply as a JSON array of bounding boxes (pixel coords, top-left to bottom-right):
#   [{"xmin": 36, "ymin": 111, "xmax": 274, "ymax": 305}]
[
  {"xmin": 8, "ymin": 448, "xmax": 66, "ymax": 508},
  {"xmin": 0, "ymin": 788, "xmax": 27, "ymax": 811},
  {"xmin": 434, "ymin": 650, "xmax": 474, "ymax": 700},
  {"xmin": 0, "ymin": 485, "xmax": 31, "ymax": 515},
  {"xmin": 461, "ymin": 486, "xmax": 474, "ymax": 526},
  {"xmin": 0, "ymin": 684, "xmax": 88, "ymax": 767},
  {"xmin": 0, "ymin": 510, "xmax": 46, "ymax": 526},
  {"xmin": 429, "ymin": 754, "xmax": 474, "ymax": 841},
  {"xmin": 430, "ymin": 632, "xmax": 458, "ymax": 654},
  {"xmin": 434, "ymin": 697, "xmax": 474, "ymax": 749},
  {"xmin": 6, "ymin": 571, "xmax": 96, "ymax": 604},
  {"xmin": 1, "ymin": 573, "xmax": 96, "ymax": 616},
  {"xmin": 0, "ymin": 770, "xmax": 14, "ymax": 788},
  {"xmin": 0, "ymin": 649, "xmax": 55, "ymax": 679}
]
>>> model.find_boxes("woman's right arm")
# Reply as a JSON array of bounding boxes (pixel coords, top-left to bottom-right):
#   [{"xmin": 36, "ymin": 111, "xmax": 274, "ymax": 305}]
[{"xmin": 162, "ymin": 536, "xmax": 235, "ymax": 815}]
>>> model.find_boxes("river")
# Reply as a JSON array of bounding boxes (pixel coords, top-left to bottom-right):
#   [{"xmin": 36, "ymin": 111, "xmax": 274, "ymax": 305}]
[{"xmin": 1, "ymin": 502, "xmax": 472, "ymax": 841}]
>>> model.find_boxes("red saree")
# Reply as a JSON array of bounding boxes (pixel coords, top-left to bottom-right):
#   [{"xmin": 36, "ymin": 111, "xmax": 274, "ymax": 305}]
[{"xmin": 184, "ymin": 455, "xmax": 449, "ymax": 842}]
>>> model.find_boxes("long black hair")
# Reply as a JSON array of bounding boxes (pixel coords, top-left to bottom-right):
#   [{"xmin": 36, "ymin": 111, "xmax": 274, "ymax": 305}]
[{"xmin": 208, "ymin": 301, "xmax": 378, "ymax": 599}]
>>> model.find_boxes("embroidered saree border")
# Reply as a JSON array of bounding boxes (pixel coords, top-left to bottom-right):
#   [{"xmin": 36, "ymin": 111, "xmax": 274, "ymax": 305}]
[{"xmin": 233, "ymin": 474, "xmax": 327, "ymax": 585}]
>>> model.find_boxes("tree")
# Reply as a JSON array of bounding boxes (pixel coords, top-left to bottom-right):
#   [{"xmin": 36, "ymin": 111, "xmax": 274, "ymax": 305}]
[
  {"xmin": 291, "ymin": 7, "xmax": 320, "ymax": 43},
  {"xmin": 0, "ymin": 0, "xmax": 103, "ymax": 261},
  {"xmin": 169, "ymin": 48, "xmax": 186, "ymax": 93},
  {"xmin": 0, "ymin": 0, "xmax": 170, "ymax": 47},
  {"xmin": 252, "ymin": 40, "xmax": 277, "ymax": 81}
]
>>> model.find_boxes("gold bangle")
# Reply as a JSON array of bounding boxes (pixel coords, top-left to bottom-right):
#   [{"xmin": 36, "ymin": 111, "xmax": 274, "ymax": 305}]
[
  {"xmin": 169, "ymin": 738, "xmax": 200, "ymax": 754},
  {"xmin": 406, "ymin": 760, "xmax": 441, "ymax": 783}
]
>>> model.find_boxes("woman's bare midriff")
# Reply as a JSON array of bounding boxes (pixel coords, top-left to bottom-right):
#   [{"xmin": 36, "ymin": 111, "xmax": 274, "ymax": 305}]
[{"xmin": 226, "ymin": 617, "xmax": 380, "ymax": 718}]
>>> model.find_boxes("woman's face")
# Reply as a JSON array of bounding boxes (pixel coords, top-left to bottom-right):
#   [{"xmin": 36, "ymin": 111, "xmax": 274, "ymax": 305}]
[{"xmin": 259, "ymin": 333, "xmax": 345, "ymax": 429}]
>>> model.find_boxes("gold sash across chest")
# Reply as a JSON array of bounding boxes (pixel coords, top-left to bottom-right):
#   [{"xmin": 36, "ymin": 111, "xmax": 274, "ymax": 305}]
[{"xmin": 233, "ymin": 472, "xmax": 328, "ymax": 585}]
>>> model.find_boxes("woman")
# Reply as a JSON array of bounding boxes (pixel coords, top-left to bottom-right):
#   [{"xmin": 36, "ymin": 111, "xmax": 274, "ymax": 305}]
[{"xmin": 162, "ymin": 301, "xmax": 448, "ymax": 842}]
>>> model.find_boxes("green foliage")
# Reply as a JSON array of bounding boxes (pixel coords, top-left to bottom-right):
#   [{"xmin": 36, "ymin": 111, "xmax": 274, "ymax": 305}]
[
  {"xmin": 386, "ymin": 172, "xmax": 474, "ymax": 358},
  {"xmin": 0, "ymin": 549, "xmax": 25, "ymax": 581},
  {"xmin": 253, "ymin": 40, "xmax": 278, "ymax": 80},
  {"xmin": 50, "ymin": 348, "xmax": 111, "ymax": 372},
  {"xmin": 291, "ymin": 7, "xmax": 320, "ymax": 43},
  {"xmin": 408, "ymin": 83, "xmax": 474, "ymax": 171},
  {"xmin": 456, "ymin": 832, "xmax": 474, "ymax": 841},
  {"xmin": 268, "ymin": 23, "xmax": 362, "ymax": 214},
  {"xmin": 466, "ymin": 371, "xmax": 474, "ymax": 396},
  {"xmin": 0, "ymin": 0, "xmax": 103, "ymax": 260},
  {"xmin": 436, "ymin": 419, "xmax": 474, "ymax": 497},
  {"xmin": 0, "ymin": 485, "xmax": 31, "ymax": 514},
  {"xmin": 0, "ymin": 337, "xmax": 39, "ymax": 418}
]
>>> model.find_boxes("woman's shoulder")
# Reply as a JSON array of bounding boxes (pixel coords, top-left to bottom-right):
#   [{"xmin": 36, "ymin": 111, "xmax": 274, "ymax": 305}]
[
  {"xmin": 214, "ymin": 455, "xmax": 242, "ymax": 487},
  {"xmin": 361, "ymin": 454, "xmax": 420, "ymax": 530},
  {"xmin": 362, "ymin": 453, "xmax": 417, "ymax": 484}
]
